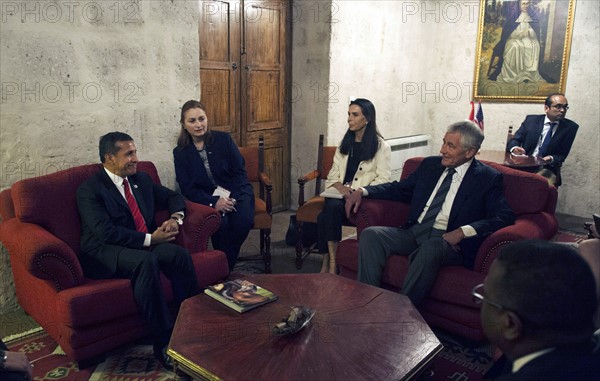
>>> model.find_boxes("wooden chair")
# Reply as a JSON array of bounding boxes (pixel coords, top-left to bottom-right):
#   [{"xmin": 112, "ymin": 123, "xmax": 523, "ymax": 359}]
[
  {"xmin": 295, "ymin": 134, "xmax": 337, "ymax": 269},
  {"xmin": 238, "ymin": 136, "xmax": 274, "ymax": 273}
]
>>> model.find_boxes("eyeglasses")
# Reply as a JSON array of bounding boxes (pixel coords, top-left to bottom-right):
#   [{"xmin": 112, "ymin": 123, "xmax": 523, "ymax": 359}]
[
  {"xmin": 471, "ymin": 283, "xmax": 504, "ymax": 310},
  {"xmin": 551, "ymin": 104, "xmax": 569, "ymax": 111}
]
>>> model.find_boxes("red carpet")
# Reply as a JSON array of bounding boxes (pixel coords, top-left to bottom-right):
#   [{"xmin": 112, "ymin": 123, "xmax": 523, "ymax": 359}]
[
  {"xmin": 6, "ymin": 330, "xmax": 173, "ymax": 381},
  {"xmin": 7, "ymin": 330, "xmax": 92, "ymax": 381}
]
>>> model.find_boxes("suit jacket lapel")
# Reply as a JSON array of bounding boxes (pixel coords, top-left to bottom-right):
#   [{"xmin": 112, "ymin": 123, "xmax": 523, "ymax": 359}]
[
  {"xmin": 532, "ymin": 116, "xmax": 545, "ymax": 148},
  {"xmin": 98, "ymin": 169, "xmax": 129, "ymax": 210},
  {"xmin": 448, "ymin": 160, "xmax": 479, "ymax": 226},
  {"xmin": 547, "ymin": 119, "xmax": 566, "ymax": 152}
]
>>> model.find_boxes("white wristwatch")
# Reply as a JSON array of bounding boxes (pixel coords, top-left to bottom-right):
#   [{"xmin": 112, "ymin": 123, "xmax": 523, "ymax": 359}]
[{"xmin": 171, "ymin": 215, "xmax": 184, "ymax": 225}]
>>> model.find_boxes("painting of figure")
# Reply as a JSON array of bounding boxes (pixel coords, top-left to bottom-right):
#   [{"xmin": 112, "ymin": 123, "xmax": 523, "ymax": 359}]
[{"xmin": 473, "ymin": 0, "xmax": 576, "ymax": 102}]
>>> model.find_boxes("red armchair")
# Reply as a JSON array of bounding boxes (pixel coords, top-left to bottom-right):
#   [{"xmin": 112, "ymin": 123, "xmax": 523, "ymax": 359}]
[
  {"xmin": 0, "ymin": 162, "xmax": 229, "ymax": 365},
  {"xmin": 336, "ymin": 157, "xmax": 558, "ymax": 341}
]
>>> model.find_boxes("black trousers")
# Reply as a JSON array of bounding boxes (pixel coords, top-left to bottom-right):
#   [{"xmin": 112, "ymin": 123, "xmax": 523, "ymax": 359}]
[
  {"xmin": 113, "ymin": 243, "xmax": 199, "ymax": 346},
  {"xmin": 211, "ymin": 193, "xmax": 254, "ymax": 270},
  {"xmin": 318, "ymin": 198, "xmax": 347, "ymax": 242}
]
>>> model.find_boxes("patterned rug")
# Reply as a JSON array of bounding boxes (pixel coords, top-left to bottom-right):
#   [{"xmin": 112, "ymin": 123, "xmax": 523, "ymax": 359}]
[
  {"xmin": 6, "ymin": 330, "xmax": 174, "ymax": 381},
  {"xmin": 432, "ymin": 332, "xmax": 498, "ymax": 381}
]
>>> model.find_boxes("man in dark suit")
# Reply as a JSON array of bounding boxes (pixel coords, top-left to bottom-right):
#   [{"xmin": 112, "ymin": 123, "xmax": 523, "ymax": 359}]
[
  {"xmin": 476, "ymin": 240, "xmax": 599, "ymax": 381},
  {"xmin": 346, "ymin": 121, "xmax": 514, "ymax": 305},
  {"xmin": 506, "ymin": 93, "xmax": 578, "ymax": 185},
  {"xmin": 76, "ymin": 132, "xmax": 199, "ymax": 370}
]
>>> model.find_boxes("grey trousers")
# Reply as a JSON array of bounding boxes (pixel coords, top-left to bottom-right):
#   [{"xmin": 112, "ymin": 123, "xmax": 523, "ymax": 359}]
[{"xmin": 357, "ymin": 226, "xmax": 463, "ymax": 305}]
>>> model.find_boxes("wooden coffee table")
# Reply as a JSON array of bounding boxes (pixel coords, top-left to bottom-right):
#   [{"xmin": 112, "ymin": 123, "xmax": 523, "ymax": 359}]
[{"xmin": 167, "ymin": 274, "xmax": 442, "ymax": 380}]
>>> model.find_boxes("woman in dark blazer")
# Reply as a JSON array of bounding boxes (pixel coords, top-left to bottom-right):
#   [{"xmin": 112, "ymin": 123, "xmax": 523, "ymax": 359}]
[{"xmin": 173, "ymin": 100, "xmax": 254, "ymax": 270}]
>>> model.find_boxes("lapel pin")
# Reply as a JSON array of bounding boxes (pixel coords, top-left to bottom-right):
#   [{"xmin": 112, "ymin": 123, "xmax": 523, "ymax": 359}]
[{"xmin": 133, "ymin": 184, "xmax": 138, "ymax": 189}]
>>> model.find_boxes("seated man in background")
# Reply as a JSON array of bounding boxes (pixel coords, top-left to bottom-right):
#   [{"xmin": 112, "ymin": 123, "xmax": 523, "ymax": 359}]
[
  {"xmin": 346, "ymin": 120, "xmax": 514, "ymax": 305},
  {"xmin": 476, "ymin": 240, "xmax": 599, "ymax": 380},
  {"xmin": 506, "ymin": 93, "xmax": 579, "ymax": 186}
]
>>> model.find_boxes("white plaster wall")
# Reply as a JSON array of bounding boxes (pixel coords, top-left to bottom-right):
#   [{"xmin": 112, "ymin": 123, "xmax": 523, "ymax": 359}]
[
  {"xmin": 291, "ymin": 0, "xmax": 599, "ymax": 216},
  {"xmin": 0, "ymin": 0, "xmax": 201, "ymax": 190},
  {"xmin": 289, "ymin": 0, "xmax": 333, "ymax": 203},
  {"xmin": 0, "ymin": 0, "xmax": 201, "ymax": 313}
]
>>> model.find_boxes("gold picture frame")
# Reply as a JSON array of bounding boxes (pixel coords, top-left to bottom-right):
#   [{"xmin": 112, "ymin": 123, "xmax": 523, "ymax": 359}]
[{"xmin": 473, "ymin": 0, "xmax": 576, "ymax": 102}]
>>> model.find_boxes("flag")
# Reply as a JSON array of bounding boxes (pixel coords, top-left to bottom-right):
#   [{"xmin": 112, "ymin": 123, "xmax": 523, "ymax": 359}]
[{"xmin": 469, "ymin": 101, "xmax": 484, "ymax": 131}]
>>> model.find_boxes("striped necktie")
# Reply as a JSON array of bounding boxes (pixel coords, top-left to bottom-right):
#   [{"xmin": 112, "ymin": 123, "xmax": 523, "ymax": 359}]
[
  {"xmin": 123, "ymin": 179, "xmax": 148, "ymax": 233},
  {"xmin": 412, "ymin": 168, "xmax": 456, "ymax": 243}
]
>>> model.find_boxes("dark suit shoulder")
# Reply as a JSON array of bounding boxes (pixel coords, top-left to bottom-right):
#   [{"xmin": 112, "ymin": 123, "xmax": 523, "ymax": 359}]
[
  {"xmin": 207, "ymin": 130, "xmax": 235, "ymax": 148},
  {"xmin": 561, "ymin": 118, "xmax": 579, "ymax": 129},
  {"xmin": 418, "ymin": 156, "xmax": 444, "ymax": 170},
  {"xmin": 471, "ymin": 159, "xmax": 501, "ymax": 176},
  {"xmin": 129, "ymin": 171, "xmax": 153, "ymax": 185},
  {"xmin": 77, "ymin": 168, "xmax": 110, "ymax": 191}
]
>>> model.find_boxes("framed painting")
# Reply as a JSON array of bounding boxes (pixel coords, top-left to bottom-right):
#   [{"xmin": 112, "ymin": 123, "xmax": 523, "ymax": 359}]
[{"xmin": 473, "ymin": 0, "xmax": 576, "ymax": 102}]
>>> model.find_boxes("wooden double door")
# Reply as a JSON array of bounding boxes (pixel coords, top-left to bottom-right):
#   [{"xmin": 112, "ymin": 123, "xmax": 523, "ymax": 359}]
[{"xmin": 199, "ymin": 0, "xmax": 290, "ymax": 210}]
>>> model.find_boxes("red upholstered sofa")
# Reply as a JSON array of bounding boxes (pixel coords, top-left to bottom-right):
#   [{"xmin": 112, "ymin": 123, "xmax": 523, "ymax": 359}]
[
  {"xmin": 337, "ymin": 157, "xmax": 558, "ymax": 341},
  {"xmin": 0, "ymin": 162, "xmax": 229, "ymax": 365}
]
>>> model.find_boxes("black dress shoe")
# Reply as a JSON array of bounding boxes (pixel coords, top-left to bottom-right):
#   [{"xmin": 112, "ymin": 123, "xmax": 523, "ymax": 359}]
[{"xmin": 153, "ymin": 344, "xmax": 174, "ymax": 371}]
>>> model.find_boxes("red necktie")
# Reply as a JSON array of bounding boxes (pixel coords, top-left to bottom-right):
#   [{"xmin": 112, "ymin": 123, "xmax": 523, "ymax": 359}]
[{"xmin": 123, "ymin": 179, "xmax": 148, "ymax": 233}]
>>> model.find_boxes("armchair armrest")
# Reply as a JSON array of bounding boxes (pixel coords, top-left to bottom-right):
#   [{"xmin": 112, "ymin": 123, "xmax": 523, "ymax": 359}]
[
  {"xmin": 0, "ymin": 219, "xmax": 84, "ymax": 291},
  {"xmin": 298, "ymin": 170, "xmax": 320, "ymax": 185},
  {"xmin": 297, "ymin": 170, "xmax": 320, "ymax": 206},
  {"xmin": 351, "ymin": 199, "xmax": 411, "ymax": 237},
  {"xmin": 473, "ymin": 216, "xmax": 554, "ymax": 273},
  {"xmin": 258, "ymin": 171, "xmax": 273, "ymax": 214},
  {"xmin": 177, "ymin": 200, "xmax": 221, "ymax": 253}
]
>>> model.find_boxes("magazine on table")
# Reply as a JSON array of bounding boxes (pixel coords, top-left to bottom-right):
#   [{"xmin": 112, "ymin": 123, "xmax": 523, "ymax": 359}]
[{"xmin": 204, "ymin": 279, "xmax": 278, "ymax": 313}]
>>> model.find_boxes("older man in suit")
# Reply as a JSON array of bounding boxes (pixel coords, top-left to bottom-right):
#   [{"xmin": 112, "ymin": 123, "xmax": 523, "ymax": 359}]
[
  {"xmin": 476, "ymin": 240, "xmax": 599, "ymax": 381},
  {"xmin": 76, "ymin": 132, "xmax": 198, "ymax": 370},
  {"xmin": 346, "ymin": 121, "xmax": 514, "ymax": 305},
  {"xmin": 507, "ymin": 93, "xmax": 579, "ymax": 185}
]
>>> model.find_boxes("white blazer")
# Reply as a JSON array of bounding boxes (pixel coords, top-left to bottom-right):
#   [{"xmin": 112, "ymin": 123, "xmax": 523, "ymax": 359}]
[{"xmin": 325, "ymin": 137, "xmax": 391, "ymax": 189}]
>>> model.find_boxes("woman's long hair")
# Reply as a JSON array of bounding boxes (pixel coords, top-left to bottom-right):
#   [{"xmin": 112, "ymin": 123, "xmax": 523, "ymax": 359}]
[
  {"xmin": 176, "ymin": 100, "xmax": 212, "ymax": 149},
  {"xmin": 339, "ymin": 98, "xmax": 383, "ymax": 161}
]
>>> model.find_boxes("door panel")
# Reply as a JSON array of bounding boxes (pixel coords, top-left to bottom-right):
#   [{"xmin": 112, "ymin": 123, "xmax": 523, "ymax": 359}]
[
  {"xmin": 200, "ymin": 68, "xmax": 237, "ymax": 132},
  {"xmin": 246, "ymin": 70, "xmax": 280, "ymax": 128},
  {"xmin": 199, "ymin": 0, "xmax": 240, "ymax": 140},
  {"xmin": 199, "ymin": 0, "xmax": 289, "ymax": 210},
  {"xmin": 242, "ymin": 1, "xmax": 287, "ymax": 209}
]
